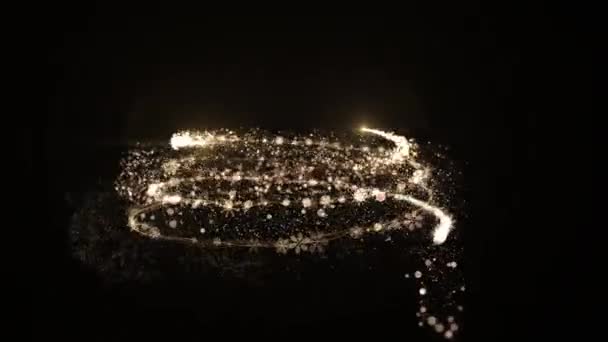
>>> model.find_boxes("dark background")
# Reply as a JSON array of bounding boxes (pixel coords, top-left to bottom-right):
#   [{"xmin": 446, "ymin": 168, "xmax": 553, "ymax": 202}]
[{"xmin": 39, "ymin": 5, "xmax": 592, "ymax": 341}]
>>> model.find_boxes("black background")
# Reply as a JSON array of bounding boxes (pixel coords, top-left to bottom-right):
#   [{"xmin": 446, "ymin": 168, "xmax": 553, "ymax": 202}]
[{"xmin": 39, "ymin": 5, "xmax": 592, "ymax": 341}]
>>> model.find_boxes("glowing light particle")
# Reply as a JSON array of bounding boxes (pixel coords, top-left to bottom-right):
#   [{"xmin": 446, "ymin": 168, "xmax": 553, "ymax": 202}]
[
  {"xmin": 243, "ymin": 200, "xmax": 253, "ymax": 210},
  {"xmin": 302, "ymin": 198, "xmax": 312, "ymax": 208},
  {"xmin": 281, "ymin": 199, "xmax": 290, "ymax": 207},
  {"xmin": 419, "ymin": 288, "xmax": 427, "ymax": 295},
  {"xmin": 224, "ymin": 200, "xmax": 234, "ymax": 211},
  {"xmin": 353, "ymin": 189, "xmax": 367, "ymax": 202},
  {"xmin": 320, "ymin": 195, "xmax": 331, "ymax": 206},
  {"xmin": 317, "ymin": 209, "xmax": 327, "ymax": 218},
  {"xmin": 169, "ymin": 220, "xmax": 177, "ymax": 228},
  {"xmin": 415, "ymin": 271, "xmax": 422, "ymax": 278},
  {"xmin": 146, "ymin": 183, "xmax": 164, "ymax": 197}
]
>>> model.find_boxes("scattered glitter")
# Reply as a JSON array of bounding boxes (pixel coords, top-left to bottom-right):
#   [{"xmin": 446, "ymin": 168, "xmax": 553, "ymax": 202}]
[{"xmin": 107, "ymin": 128, "xmax": 461, "ymax": 339}]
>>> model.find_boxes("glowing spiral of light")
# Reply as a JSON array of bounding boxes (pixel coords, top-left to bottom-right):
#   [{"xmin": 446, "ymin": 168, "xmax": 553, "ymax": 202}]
[
  {"xmin": 119, "ymin": 128, "xmax": 453, "ymax": 248},
  {"xmin": 114, "ymin": 127, "xmax": 462, "ymax": 339}
]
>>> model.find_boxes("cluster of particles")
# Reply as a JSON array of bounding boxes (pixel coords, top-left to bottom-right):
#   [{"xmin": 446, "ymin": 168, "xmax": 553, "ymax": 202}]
[{"xmin": 114, "ymin": 127, "xmax": 463, "ymax": 339}]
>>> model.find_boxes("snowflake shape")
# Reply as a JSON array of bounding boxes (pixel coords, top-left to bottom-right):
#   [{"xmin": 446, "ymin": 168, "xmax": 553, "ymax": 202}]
[
  {"xmin": 274, "ymin": 238, "xmax": 290, "ymax": 254},
  {"xmin": 308, "ymin": 232, "xmax": 328, "ymax": 254},
  {"xmin": 288, "ymin": 233, "xmax": 312, "ymax": 254},
  {"xmin": 403, "ymin": 211, "xmax": 424, "ymax": 230}
]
